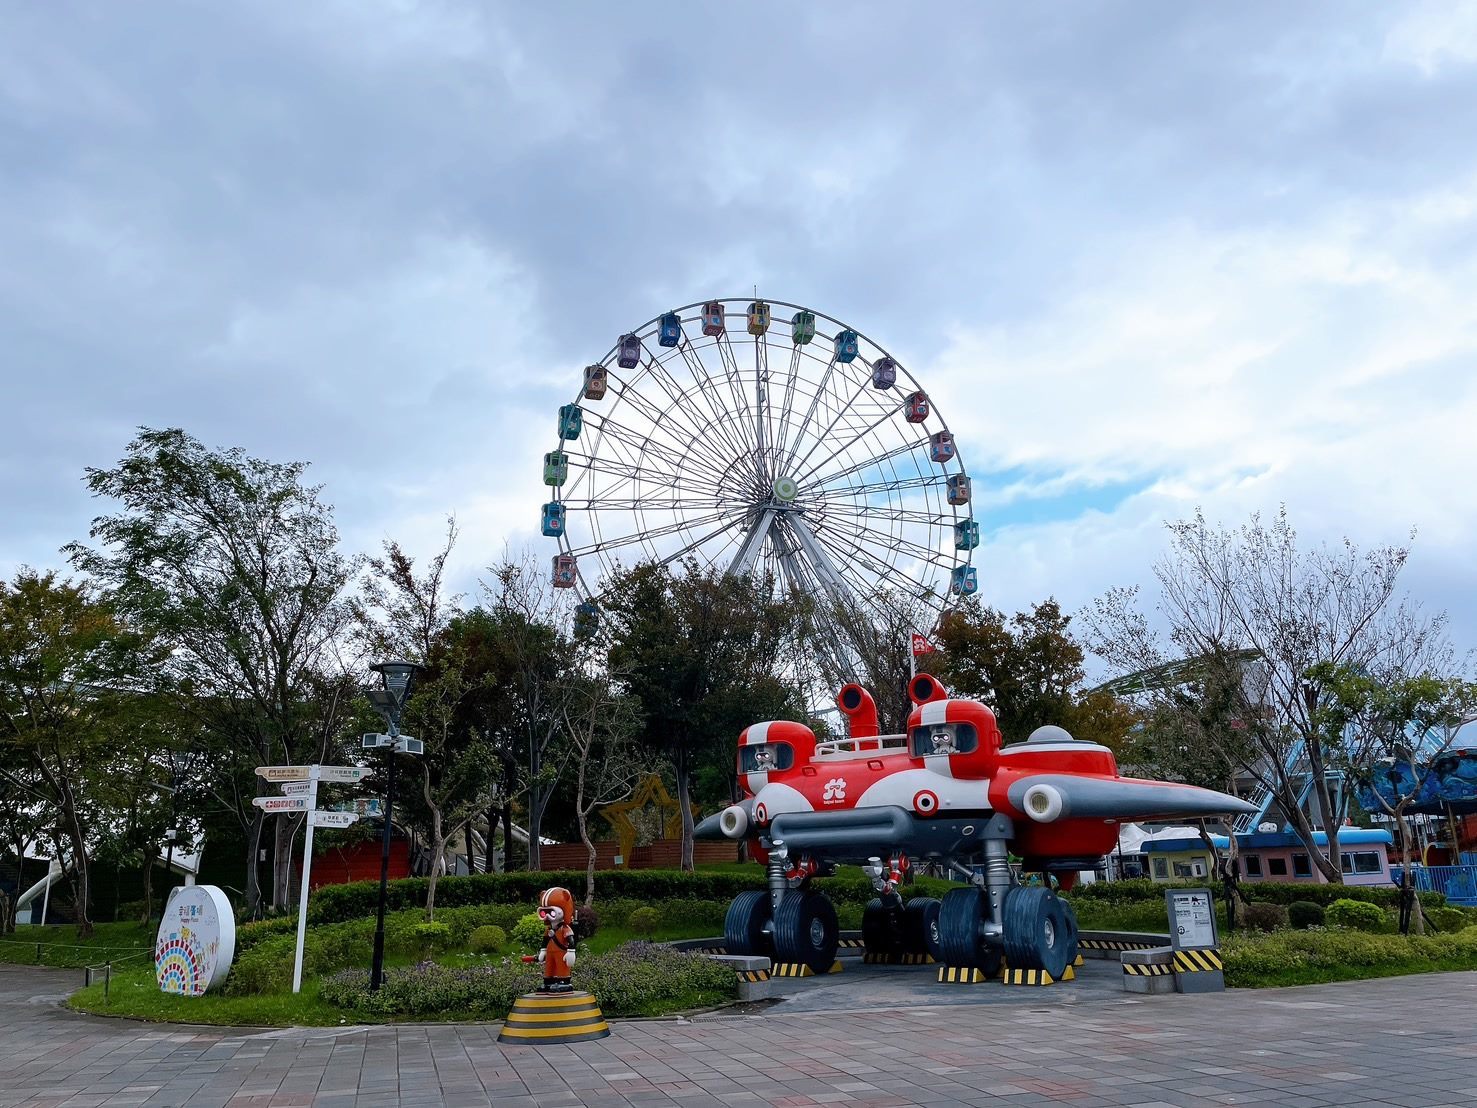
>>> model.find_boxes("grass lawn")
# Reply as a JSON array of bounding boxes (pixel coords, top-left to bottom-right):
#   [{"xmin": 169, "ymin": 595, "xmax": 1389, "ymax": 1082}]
[
  {"xmin": 0, "ymin": 922, "xmax": 155, "ymax": 968},
  {"xmin": 70, "ymin": 965, "xmax": 355, "ymax": 1026}
]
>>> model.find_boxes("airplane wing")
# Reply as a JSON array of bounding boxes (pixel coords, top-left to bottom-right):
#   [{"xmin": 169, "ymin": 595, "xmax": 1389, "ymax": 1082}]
[{"xmin": 1004, "ymin": 774, "xmax": 1255, "ymax": 823}]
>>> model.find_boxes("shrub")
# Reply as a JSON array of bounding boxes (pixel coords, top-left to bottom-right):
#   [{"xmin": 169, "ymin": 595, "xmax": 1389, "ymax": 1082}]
[
  {"xmin": 511, "ymin": 913, "xmax": 545, "ymax": 951},
  {"xmin": 224, "ymin": 935, "xmax": 296, "ymax": 995},
  {"xmin": 1243, "ymin": 902, "xmax": 1288, "ymax": 932},
  {"xmin": 1222, "ymin": 923, "xmax": 1477, "ymax": 987},
  {"xmin": 1425, "ymin": 906, "xmax": 1469, "ymax": 933},
  {"xmin": 1287, "ymin": 901, "xmax": 1325, "ymax": 930},
  {"xmin": 1326, "ymin": 898, "xmax": 1389, "ymax": 932},
  {"xmin": 573, "ymin": 903, "xmax": 599, "ymax": 940},
  {"xmin": 411, "ymin": 921, "xmax": 452, "ymax": 956},
  {"xmin": 468, "ymin": 925, "xmax": 506, "ymax": 954},
  {"xmin": 628, "ymin": 906, "xmax": 661, "ymax": 937}
]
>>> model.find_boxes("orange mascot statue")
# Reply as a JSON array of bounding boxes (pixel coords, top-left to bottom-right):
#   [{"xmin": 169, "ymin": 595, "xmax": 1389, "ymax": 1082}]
[{"xmin": 536, "ymin": 886, "xmax": 577, "ymax": 993}]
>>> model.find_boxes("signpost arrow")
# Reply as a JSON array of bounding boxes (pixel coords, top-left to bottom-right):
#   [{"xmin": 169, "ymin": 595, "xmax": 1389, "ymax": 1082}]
[
  {"xmin": 279, "ymin": 781, "xmax": 312, "ymax": 796},
  {"xmin": 310, "ymin": 810, "xmax": 360, "ymax": 829},
  {"xmin": 318, "ymin": 765, "xmax": 372, "ymax": 784},
  {"xmin": 256, "ymin": 766, "xmax": 310, "ymax": 783},
  {"xmin": 251, "ymin": 796, "xmax": 310, "ymax": 813}
]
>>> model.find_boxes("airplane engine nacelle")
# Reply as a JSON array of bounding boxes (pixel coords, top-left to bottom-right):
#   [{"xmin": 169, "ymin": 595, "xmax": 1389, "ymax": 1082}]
[
  {"xmin": 718, "ymin": 804, "xmax": 749, "ymax": 839},
  {"xmin": 1021, "ymin": 782, "xmax": 1065, "ymax": 822}
]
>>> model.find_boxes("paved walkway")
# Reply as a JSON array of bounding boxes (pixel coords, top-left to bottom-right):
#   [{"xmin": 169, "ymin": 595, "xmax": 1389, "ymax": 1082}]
[{"xmin": 2, "ymin": 963, "xmax": 1476, "ymax": 1107}]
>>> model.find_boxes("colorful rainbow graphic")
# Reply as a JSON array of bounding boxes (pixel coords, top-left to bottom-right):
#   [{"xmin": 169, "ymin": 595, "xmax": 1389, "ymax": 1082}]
[{"xmin": 155, "ymin": 932, "xmax": 205, "ymax": 996}]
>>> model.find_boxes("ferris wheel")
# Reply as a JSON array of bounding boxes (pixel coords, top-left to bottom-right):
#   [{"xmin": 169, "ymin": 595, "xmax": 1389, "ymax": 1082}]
[{"xmin": 538, "ymin": 298, "xmax": 978, "ymax": 640}]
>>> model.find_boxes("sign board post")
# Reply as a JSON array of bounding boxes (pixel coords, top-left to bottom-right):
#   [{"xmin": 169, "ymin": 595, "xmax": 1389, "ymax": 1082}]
[
  {"xmin": 291, "ymin": 764, "xmax": 321, "ymax": 994},
  {"xmin": 1165, "ymin": 887, "xmax": 1224, "ymax": 993}
]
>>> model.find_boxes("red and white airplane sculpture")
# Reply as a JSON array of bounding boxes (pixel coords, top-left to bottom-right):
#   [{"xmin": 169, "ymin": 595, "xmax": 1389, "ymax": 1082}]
[{"xmin": 696, "ymin": 673, "xmax": 1253, "ymax": 980}]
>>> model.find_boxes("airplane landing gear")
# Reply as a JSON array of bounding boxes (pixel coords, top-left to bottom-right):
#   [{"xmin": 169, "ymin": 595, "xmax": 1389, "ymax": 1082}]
[
  {"xmin": 773, "ymin": 890, "xmax": 839, "ymax": 974},
  {"xmin": 904, "ymin": 896, "xmax": 943, "ymax": 961},
  {"xmin": 938, "ymin": 886, "xmax": 1003, "ymax": 977},
  {"xmin": 1002, "ymin": 886, "xmax": 1077, "ymax": 979},
  {"xmin": 862, "ymin": 894, "xmax": 905, "ymax": 958}
]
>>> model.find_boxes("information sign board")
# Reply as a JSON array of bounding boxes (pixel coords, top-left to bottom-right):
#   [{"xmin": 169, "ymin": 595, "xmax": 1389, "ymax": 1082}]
[
  {"xmin": 154, "ymin": 885, "xmax": 236, "ymax": 996},
  {"xmin": 310, "ymin": 810, "xmax": 359, "ymax": 829},
  {"xmin": 1166, "ymin": 887, "xmax": 1218, "ymax": 950},
  {"xmin": 252, "ymin": 795, "xmax": 310, "ymax": 814}
]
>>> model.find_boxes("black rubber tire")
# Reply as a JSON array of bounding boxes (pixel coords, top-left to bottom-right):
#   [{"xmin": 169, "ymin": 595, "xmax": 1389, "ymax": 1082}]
[
  {"xmin": 1060, "ymin": 898, "xmax": 1081, "ymax": 969},
  {"xmin": 1002, "ymin": 886, "xmax": 1072, "ymax": 979},
  {"xmin": 772, "ymin": 890, "xmax": 840, "ymax": 974},
  {"xmin": 904, "ymin": 897, "xmax": 942, "ymax": 959},
  {"xmin": 862, "ymin": 896, "xmax": 905, "ymax": 956},
  {"xmin": 938, "ymin": 887, "xmax": 985, "ymax": 967},
  {"xmin": 724, "ymin": 889, "xmax": 772, "ymax": 957}
]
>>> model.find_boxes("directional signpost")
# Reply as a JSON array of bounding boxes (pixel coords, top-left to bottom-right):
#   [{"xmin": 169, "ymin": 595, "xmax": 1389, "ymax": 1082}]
[{"xmin": 254, "ymin": 764, "xmax": 371, "ymax": 992}]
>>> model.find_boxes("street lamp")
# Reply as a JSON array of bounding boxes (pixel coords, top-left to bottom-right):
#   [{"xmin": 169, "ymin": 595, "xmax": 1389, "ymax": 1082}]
[{"xmin": 366, "ymin": 658, "xmax": 424, "ymax": 991}]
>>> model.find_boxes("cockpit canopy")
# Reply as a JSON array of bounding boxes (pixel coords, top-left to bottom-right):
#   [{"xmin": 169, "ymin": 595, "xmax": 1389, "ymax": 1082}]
[
  {"xmin": 739, "ymin": 742, "xmax": 796, "ymax": 773},
  {"xmin": 910, "ymin": 721, "xmax": 980, "ymax": 758}
]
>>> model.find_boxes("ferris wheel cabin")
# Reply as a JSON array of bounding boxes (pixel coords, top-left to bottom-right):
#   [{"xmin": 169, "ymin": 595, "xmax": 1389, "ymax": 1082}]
[
  {"xmin": 583, "ymin": 364, "xmax": 608, "ymax": 400},
  {"xmin": 791, "ymin": 310, "xmax": 816, "ymax": 345},
  {"xmin": 543, "ymin": 451, "xmax": 568, "ymax": 486},
  {"xmin": 701, "ymin": 301, "xmax": 725, "ymax": 336},
  {"xmin": 540, "ymin": 502, "xmax": 566, "ymax": 537},
  {"xmin": 834, "ymin": 329, "xmax": 860, "ymax": 363},
  {"xmin": 747, "ymin": 301, "xmax": 771, "ymax": 335},
  {"xmin": 658, "ymin": 311, "xmax": 682, "ymax": 348},
  {"xmin": 904, "ymin": 390, "xmax": 930, "ymax": 422},
  {"xmin": 871, "ymin": 356, "xmax": 898, "ymax": 389},
  {"xmin": 947, "ymin": 473, "xmax": 971, "ymax": 505},
  {"xmin": 557, "ymin": 403, "xmax": 583, "ymax": 441},
  {"xmin": 616, "ymin": 333, "xmax": 643, "ymax": 369},
  {"xmin": 930, "ymin": 430, "xmax": 956, "ymax": 463},
  {"xmin": 552, "ymin": 554, "xmax": 578, "ymax": 589}
]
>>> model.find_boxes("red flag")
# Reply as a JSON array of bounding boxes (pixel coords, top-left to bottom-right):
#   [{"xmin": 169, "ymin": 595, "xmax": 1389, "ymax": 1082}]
[{"xmin": 910, "ymin": 632, "xmax": 937, "ymax": 658}]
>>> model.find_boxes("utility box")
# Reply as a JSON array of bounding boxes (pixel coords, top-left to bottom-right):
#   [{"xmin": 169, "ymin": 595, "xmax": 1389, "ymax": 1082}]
[{"xmin": 1165, "ymin": 887, "xmax": 1224, "ymax": 993}]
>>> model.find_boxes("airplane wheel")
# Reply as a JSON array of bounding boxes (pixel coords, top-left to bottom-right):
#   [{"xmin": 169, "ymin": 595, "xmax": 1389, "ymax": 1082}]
[
  {"xmin": 724, "ymin": 890, "xmax": 772, "ymax": 957},
  {"xmin": 862, "ymin": 897, "xmax": 905, "ymax": 957},
  {"xmin": 1061, "ymin": 899, "xmax": 1081, "ymax": 968},
  {"xmin": 1002, "ymin": 886, "xmax": 1072, "ymax": 979},
  {"xmin": 938, "ymin": 887, "xmax": 985, "ymax": 967},
  {"xmin": 904, "ymin": 897, "xmax": 942, "ymax": 959},
  {"xmin": 773, "ymin": 891, "xmax": 839, "ymax": 974}
]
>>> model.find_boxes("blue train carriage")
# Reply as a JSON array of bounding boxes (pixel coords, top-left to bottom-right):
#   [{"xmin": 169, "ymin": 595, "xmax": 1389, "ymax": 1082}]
[
  {"xmin": 947, "ymin": 473, "xmax": 971, "ymax": 505},
  {"xmin": 573, "ymin": 600, "xmax": 599, "ymax": 640},
  {"xmin": 543, "ymin": 451, "xmax": 568, "ymax": 487},
  {"xmin": 541, "ymin": 501, "xmax": 566, "ymax": 538},
  {"xmin": 701, "ymin": 300, "xmax": 725, "ymax": 337},
  {"xmin": 617, "ymin": 332, "xmax": 643, "ymax": 369},
  {"xmin": 951, "ymin": 564, "xmax": 978, "ymax": 595},
  {"xmin": 904, "ymin": 390, "xmax": 930, "ymax": 423},
  {"xmin": 929, "ymin": 430, "xmax": 956, "ymax": 463},
  {"xmin": 747, "ymin": 300, "xmax": 771, "ymax": 335},
  {"xmin": 954, "ymin": 519, "xmax": 980, "ymax": 550},
  {"xmin": 834, "ymin": 328, "xmax": 860, "ymax": 363},
  {"xmin": 658, "ymin": 311, "xmax": 682, "ymax": 348},
  {"xmin": 583, "ymin": 364, "xmax": 608, "ymax": 400},
  {"xmin": 557, "ymin": 403, "xmax": 584, "ymax": 441},
  {"xmin": 870, "ymin": 355, "xmax": 897, "ymax": 389},
  {"xmin": 552, "ymin": 553, "xmax": 578, "ymax": 589},
  {"xmin": 791, "ymin": 310, "xmax": 816, "ymax": 345}
]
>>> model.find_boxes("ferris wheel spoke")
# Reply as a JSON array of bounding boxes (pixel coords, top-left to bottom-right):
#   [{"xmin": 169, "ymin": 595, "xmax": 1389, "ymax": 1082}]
[
  {"xmin": 785, "ymin": 374, "xmax": 876, "ymax": 480},
  {"xmin": 562, "ymin": 506, "xmax": 738, "ymax": 559},
  {"xmin": 714, "ymin": 331, "xmax": 767, "ymax": 486},
  {"xmin": 652, "ymin": 512, "xmax": 755, "ymax": 570},
  {"xmin": 791, "ymin": 400, "xmax": 909, "ymax": 488},
  {"xmin": 777, "ymin": 351, "xmax": 841, "ymax": 476},
  {"xmin": 586, "ymin": 409, "xmax": 737, "ymax": 493},
  {"xmin": 808, "ymin": 522, "xmax": 942, "ymax": 601},
  {"xmin": 601, "ymin": 366, "xmax": 746, "ymax": 489},
  {"xmin": 808, "ymin": 472, "xmax": 949, "ymax": 499},
  {"xmin": 771, "ymin": 345, "xmax": 803, "ymax": 476},
  {"xmin": 805, "ymin": 440, "xmax": 930, "ymax": 492},
  {"xmin": 675, "ymin": 337, "xmax": 768, "ymax": 487},
  {"xmin": 627, "ymin": 344, "xmax": 758, "ymax": 484}
]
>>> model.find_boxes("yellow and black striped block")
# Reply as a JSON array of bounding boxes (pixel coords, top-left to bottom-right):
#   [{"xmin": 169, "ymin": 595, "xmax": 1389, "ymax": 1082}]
[
  {"xmin": 897, "ymin": 951, "xmax": 935, "ymax": 965},
  {"xmin": 1122, "ymin": 962, "xmax": 1173, "ymax": 977},
  {"xmin": 1059, "ymin": 964, "xmax": 1076, "ymax": 981},
  {"xmin": 862, "ymin": 952, "xmax": 892, "ymax": 964},
  {"xmin": 498, "ymin": 990, "xmax": 609, "ymax": 1044},
  {"xmin": 1173, "ymin": 948, "xmax": 1223, "ymax": 972},
  {"xmin": 1003, "ymin": 967, "xmax": 1056, "ymax": 986},
  {"xmin": 838, "ymin": 938, "xmax": 865, "ymax": 949},
  {"xmin": 1074, "ymin": 953, "xmax": 1084, "ymax": 967},
  {"xmin": 736, "ymin": 969, "xmax": 770, "ymax": 983},
  {"xmin": 773, "ymin": 961, "xmax": 843, "ymax": 977},
  {"xmin": 1080, "ymin": 938, "xmax": 1159, "ymax": 952},
  {"xmin": 938, "ymin": 965, "xmax": 989, "ymax": 984}
]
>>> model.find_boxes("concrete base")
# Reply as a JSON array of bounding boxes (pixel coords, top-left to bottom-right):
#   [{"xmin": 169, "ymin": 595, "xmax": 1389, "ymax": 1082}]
[
  {"xmin": 1121, "ymin": 945, "xmax": 1177, "ymax": 995},
  {"xmin": 704, "ymin": 954, "xmax": 773, "ymax": 1000},
  {"xmin": 498, "ymin": 990, "xmax": 609, "ymax": 1044},
  {"xmin": 1123, "ymin": 969, "xmax": 1177, "ymax": 994},
  {"xmin": 1174, "ymin": 968, "xmax": 1226, "ymax": 993}
]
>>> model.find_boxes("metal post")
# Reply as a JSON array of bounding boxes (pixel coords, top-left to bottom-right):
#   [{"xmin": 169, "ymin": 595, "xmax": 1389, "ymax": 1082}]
[
  {"xmin": 291, "ymin": 765, "xmax": 320, "ymax": 993},
  {"xmin": 39, "ymin": 857, "xmax": 56, "ymax": 927},
  {"xmin": 369, "ymin": 722, "xmax": 399, "ymax": 991}
]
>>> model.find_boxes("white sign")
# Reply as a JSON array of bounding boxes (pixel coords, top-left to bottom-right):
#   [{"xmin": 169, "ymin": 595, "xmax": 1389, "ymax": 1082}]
[
  {"xmin": 256, "ymin": 765, "xmax": 310, "ymax": 782},
  {"xmin": 279, "ymin": 781, "xmax": 311, "ymax": 796},
  {"xmin": 155, "ymin": 885, "xmax": 236, "ymax": 996},
  {"xmin": 1168, "ymin": 889, "xmax": 1217, "ymax": 949},
  {"xmin": 318, "ymin": 765, "xmax": 371, "ymax": 783},
  {"xmin": 252, "ymin": 796, "xmax": 310, "ymax": 813},
  {"xmin": 310, "ymin": 810, "xmax": 359, "ymax": 829}
]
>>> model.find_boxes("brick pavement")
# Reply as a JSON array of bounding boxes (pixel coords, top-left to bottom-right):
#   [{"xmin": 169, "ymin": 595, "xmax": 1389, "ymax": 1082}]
[{"xmin": 2, "ymin": 962, "xmax": 1476, "ymax": 1106}]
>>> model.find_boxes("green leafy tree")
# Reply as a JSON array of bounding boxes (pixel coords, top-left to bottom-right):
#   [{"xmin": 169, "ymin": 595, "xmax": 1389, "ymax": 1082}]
[
  {"xmin": 0, "ymin": 570, "xmax": 161, "ymax": 936},
  {"xmin": 933, "ymin": 598, "xmax": 1135, "ymax": 748},
  {"xmin": 68, "ymin": 428, "xmax": 357, "ymax": 917},
  {"xmin": 603, "ymin": 562, "xmax": 808, "ymax": 870}
]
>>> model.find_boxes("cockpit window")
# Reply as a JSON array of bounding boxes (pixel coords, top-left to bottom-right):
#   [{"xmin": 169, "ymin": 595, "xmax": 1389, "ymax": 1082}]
[
  {"xmin": 910, "ymin": 722, "xmax": 978, "ymax": 757},
  {"xmin": 740, "ymin": 742, "xmax": 794, "ymax": 773}
]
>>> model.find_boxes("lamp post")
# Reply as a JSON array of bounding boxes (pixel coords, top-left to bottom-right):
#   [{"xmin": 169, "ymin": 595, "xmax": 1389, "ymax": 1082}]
[{"xmin": 366, "ymin": 659, "xmax": 423, "ymax": 991}]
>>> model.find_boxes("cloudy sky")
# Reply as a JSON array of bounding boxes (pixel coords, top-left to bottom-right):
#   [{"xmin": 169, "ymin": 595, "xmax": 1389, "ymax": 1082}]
[{"xmin": 4, "ymin": 2, "xmax": 1476, "ymax": 653}]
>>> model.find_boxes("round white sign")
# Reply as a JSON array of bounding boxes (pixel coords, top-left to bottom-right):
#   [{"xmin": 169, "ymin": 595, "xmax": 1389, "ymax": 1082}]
[{"xmin": 154, "ymin": 885, "xmax": 236, "ymax": 996}]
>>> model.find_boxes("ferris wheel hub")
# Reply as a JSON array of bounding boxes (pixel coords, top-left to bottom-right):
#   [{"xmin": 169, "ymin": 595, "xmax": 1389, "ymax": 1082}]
[{"xmin": 772, "ymin": 476, "xmax": 799, "ymax": 503}]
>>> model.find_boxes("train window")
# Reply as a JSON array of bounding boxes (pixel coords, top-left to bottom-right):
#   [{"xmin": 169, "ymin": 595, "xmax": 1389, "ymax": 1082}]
[
  {"xmin": 909, "ymin": 722, "xmax": 978, "ymax": 757},
  {"xmin": 740, "ymin": 743, "xmax": 793, "ymax": 773}
]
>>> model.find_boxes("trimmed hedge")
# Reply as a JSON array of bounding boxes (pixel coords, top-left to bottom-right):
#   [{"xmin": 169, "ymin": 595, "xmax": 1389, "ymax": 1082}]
[
  {"xmin": 1223, "ymin": 924, "xmax": 1477, "ymax": 986},
  {"xmin": 1325, "ymin": 898, "xmax": 1389, "ymax": 932},
  {"xmin": 1067, "ymin": 877, "xmax": 1442, "ymax": 909},
  {"xmin": 303, "ymin": 868, "xmax": 956, "ymax": 927},
  {"xmin": 1287, "ymin": 901, "xmax": 1325, "ymax": 929}
]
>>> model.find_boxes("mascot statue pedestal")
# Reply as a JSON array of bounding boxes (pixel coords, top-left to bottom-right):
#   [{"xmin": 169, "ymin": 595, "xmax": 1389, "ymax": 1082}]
[{"xmin": 498, "ymin": 887, "xmax": 610, "ymax": 1044}]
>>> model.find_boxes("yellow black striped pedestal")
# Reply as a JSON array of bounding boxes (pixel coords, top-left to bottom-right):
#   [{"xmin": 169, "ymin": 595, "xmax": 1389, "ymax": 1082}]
[
  {"xmin": 736, "ymin": 968, "xmax": 770, "ymax": 984},
  {"xmin": 938, "ymin": 965, "xmax": 989, "ymax": 984},
  {"xmin": 497, "ymin": 990, "xmax": 610, "ymax": 1044},
  {"xmin": 1173, "ymin": 948, "xmax": 1223, "ymax": 972},
  {"xmin": 1171, "ymin": 947, "xmax": 1225, "ymax": 994},
  {"xmin": 772, "ymin": 961, "xmax": 843, "ymax": 977},
  {"xmin": 1122, "ymin": 962, "xmax": 1172, "ymax": 979},
  {"xmin": 1002, "ymin": 967, "xmax": 1055, "ymax": 986},
  {"xmin": 1074, "ymin": 953, "xmax": 1085, "ymax": 967}
]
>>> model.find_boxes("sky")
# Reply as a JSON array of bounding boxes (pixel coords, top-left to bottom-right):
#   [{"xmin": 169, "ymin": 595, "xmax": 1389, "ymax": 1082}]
[{"xmin": 4, "ymin": 1, "xmax": 1476, "ymax": 658}]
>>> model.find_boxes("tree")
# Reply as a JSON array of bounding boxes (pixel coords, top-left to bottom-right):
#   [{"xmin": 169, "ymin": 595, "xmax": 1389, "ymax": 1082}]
[
  {"xmin": 0, "ymin": 570, "xmax": 160, "ymax": 936},
  {"xmin": 933, "ymin": 598, "xmax": 1135, "ymax": 747},
  {"xmin": 830, "ymin": 587, "xmax": 937, "ymax": 732},
  {"xmin": 1308, "ymin": 661, "xmax": 1477, "ymax": 932},
  {"xmin": 1085, "ymin": 507, "xmax": 1445, "ymax": 884},
  {"xmin": 68, "ymin": 428, "xmax": 357, "ymax": 917},
  {"xmin": 603, "ymin": 562, "xmax": 808, "ymax": 870},
  {"xmin": 559, "ymin": 672, "xmax": 648, "ymax": 904}
]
